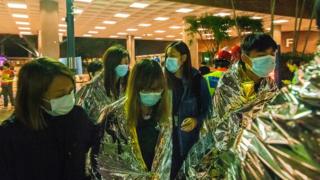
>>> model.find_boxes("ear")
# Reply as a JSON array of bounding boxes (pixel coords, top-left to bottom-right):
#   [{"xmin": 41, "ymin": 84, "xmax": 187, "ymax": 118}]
[
  {"xmin": 241, "ymin": 54, "xmax": 252, "ymax": 67},
  {"xmin": 181, "ymin": 54, "xmax": 187, "ymax": 63}
]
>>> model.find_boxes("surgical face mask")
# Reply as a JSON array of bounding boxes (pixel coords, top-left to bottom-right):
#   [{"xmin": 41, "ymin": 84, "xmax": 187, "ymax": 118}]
[
  {"xmin": 249, "ymin": 55, "xmax": 276, "ymax": 77},
  {"xmin": 43, "ymin": 91, "xmax": 75, "ymax": 116},
  {"xmin": 139, "ymin": 91, "xmax": 163, "ymax": 107},
  {"xmin": 165, "ymin": 57, "xmax": 180, "ymax": 73},
  {"xmin": 115, "ymin": 64, "xmax": 129, "ymax": 77}
]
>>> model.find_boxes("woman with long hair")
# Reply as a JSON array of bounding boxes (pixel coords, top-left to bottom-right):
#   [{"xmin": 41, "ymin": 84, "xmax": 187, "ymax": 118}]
[
  {"xmin": 164, "ymin": 41, "xmax": 211, "ymax": 179},
  {"xmin": 98, "ymin": 59, "xmax": 172, "ymax": 179},
  {"xmin": 76, "ymin": 45, "xmax": 130, "ymax": 123},
  {"xmin": 0, "ymin": 58, "xmax": 101, "ymax": 180}
]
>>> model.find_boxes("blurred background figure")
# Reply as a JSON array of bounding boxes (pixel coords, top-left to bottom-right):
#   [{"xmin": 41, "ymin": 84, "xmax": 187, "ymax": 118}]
[
  {"xmin": 1, "ymin": 62, "xmax": 15, "ymax": 109},
  {"xmin": 87, "ymin": 60, "xmax": 103, "ymax": 80},
  {"xmin": 230, "ymin": 45, "xmax": 241, "ymax": 64}
]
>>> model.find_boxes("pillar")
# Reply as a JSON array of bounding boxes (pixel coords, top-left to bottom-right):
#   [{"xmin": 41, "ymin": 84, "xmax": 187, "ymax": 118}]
[
  {"xmin": 38, "ymin": 0, "xmax": 59, "ymax": 59},
  {"xmin": 127, "ymin": 35, "xmax": 136, "ymax": 68},
  {"xmin": 273, "ymin": 25, "xmax": 282, "ymax": 45},
  {"xmin": 183, "ymin": 18, "xmax": 199, "ymax": 69}
]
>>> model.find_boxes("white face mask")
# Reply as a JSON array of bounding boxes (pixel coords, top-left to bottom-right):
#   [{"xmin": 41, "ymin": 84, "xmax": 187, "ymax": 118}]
[{"xmin": 43, "ymin": 91, "xmax": 75, "ymax": 116}]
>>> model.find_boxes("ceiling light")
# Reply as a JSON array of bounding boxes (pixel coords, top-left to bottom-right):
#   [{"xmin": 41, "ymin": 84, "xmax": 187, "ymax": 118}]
[
  {"xmin": 59, "ymin": 29, "xmax": 66, "ymax": 32},
  {"xmin": 74, "ymin": 8, "xmax": 83, "ymax": 14},
  {"xmin": 109, "ymin": 35, "xmax": 119, "ymax": 38},
  {"xmin": 134, "ymin": 36, "xmax": 142, "ymax": 39},
  {"xmin": 214, "ymin": 12, "xmax": 231, "ymax": 17},
  {"xmin": 103, "ymin": 20, "xmax": 117, "ymax": 24},
  {"xmin": 12, "ymin": 14, "xmax": 29, "ymax": 18},
  {"xmin": 7, "ymin": 3, "xmax": 27, "ymax": 9},
  {"xmin": 155, "ymin": 30, "xmax": 165, "ymax": 33},
  {"xmin": 154, "ymin": 17, "xmax": 169, "ymax": 21},
  {"xmin": 273, "ymin": 19, "xmax": 289, "ymax": 24},
  {"xmin": 114, "ymin": 13, "xmax": 130, "ymax": 18},
  {"xmin": 19, "ymin": 31, "xmax": 32, "ymax": 35},
  {"xmin": 139, "ymin": 23, "xmax": 151, "ymax": 27},
  {"xmin": 59, "ymin": 33, "xmax": 64, "ymax": 36},
  {"xmin": 117, "ymin": 32, "xmax": 128, "ymax": 35},
  {"xmin": 143, "ymin": 33, "xmax": 153, "ymax": 37},
  {"xmin": 61, "ymin": 17, "xmax": 66, "ymax": 21},
  {"xmin": 83, "ymin": 34, "xmax": 92, "ymax": 37},
  {"xmin": 155, "ymin": 38, "xmax": 164, "ymax": 40},
  {"xmin": 198, "ymin": 28, "xmax": 206, "ymax": 31},
  {"xmin": 18, "ymin": 27, "xmax": 31, "ymax": 30},
  {"xmin": 16, "ymin": 21, "xmax": 30, "ymax": 25},
  {"xmin": 266, "ymin": 27, "xmax": 271, "ymax": 31},
  {"xmin": 130, "ymin": 2, "xmax": 149, "ymax": 9},
  {"xmin": 176, "ymin": 8, "xmax": 193, "ymax": 13},
  {"xmin": 204, "ymin": 33, "xmax": 213, "ymax": 36},
  {"xmin": 95, "ymin": 26, "xmax": 106, "ymax": 30},
  {"xmin": 59, "ymin": 24, "xmax": 67, "ymax": 27},
  {"xmin": 166, "ymin": 35, "xmax": 175, "ymax": 38},
  {"xmin": 251, "ymin": 16, "xmax": 263, "ymax": 20},
  {"xmin": 175, "ymin": 39, "xmax": 182, "ymax": 41},
  {"xmin": 127, "ymin": 28, "xmax": 138, "ymax": 32},
  {"xmin": 88, "ymin": 31, "xmax": 98, "ymax": 34},
  {"xmin": 75, "ymin": 0, "xmax": 92, "ymax": 3},
  {"xmin": 170, "ymin": 26, "xmax": 182, "ymax": 29}
]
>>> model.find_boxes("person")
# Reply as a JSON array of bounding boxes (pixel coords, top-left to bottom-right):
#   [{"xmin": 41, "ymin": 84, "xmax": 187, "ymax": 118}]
[
  {"xmin": 198, "ymin": 62, "xmax": 211, "ymax": 76},
  {"xmin": 164, "ymin": 41, "xmax": 211, "ymax": 179},
  {"xmin": 177, "ymin": 33, "xmax": 279, "ymax": 179},
  {"xmin": 282, "ymin": 58, "xmax": 301, "ymax": 85},
  {"xmin": 0, "ymin": 58, "xmax": 102, "ymax": 180},
  {"xmin": 230, "ymin": 45, "xmax": 241, "ymax": 63},
  {"xmin": 204, "ymin": 50, "xmax": 232, "ymax": 97},
  {"xmin": 76, "ymin": 45, "xmax": 130, "ymax": 123},
  {"xmin": 87, "ymin": 60, "xmax": 103, "ymax": 80},
  {"xmin": 1, "ymin": 62, "xmax": 15, "ymax": 108},
  {"xmin": 97, "ymin": 59, "xmax": 172, "ymax": 179}
]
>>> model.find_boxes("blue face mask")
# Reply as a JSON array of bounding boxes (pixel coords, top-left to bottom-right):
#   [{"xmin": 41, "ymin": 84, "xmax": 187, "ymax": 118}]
[
  {"xmin": 115, "ymin": 64, "xmax": 129, "ymax": 77},
  {"xmin": 139, "ymin": 91, "xmax": 163, "ymax": 107},
  {"xmin": 250, "ymin": 55, "xmax": 275, "ymax": 77},
  {"xmin": 165, "ymin": 57, "xmax": 180, "ymax": 73}
]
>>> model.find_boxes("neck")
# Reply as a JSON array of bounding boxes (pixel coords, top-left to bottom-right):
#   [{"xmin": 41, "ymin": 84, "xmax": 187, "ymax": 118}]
[{"xmin": 141, "ymin": 105, "xmax": 153, "ymax": 120}]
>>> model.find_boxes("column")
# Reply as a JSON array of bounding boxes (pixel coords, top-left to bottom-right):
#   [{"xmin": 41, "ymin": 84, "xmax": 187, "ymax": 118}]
[
  {"xmin": 183, "ymin": 18, "xmax": 199, "ymax": 69},
  {"xmin": 38, "ymin": 0, "xmax": 59, "ymax": 59},
  {"xmin": 273, "ymin": 25, "xmax": 282, "ymax": 45},
  {"xmin": 127, "ymin": 35, "xmax": 136, "ymax": 68}
]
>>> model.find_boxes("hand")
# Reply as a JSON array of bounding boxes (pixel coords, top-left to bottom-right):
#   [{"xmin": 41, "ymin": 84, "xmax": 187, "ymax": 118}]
[{"xmin": 181, "ymin": 117, "xmax": 197, "ymax": 132}]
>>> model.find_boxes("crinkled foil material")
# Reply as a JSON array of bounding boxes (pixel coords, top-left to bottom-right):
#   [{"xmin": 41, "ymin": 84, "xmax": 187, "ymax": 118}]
[
  {"xmin": 97, "ymin": 98, "xmax": 173, "ymax": 179},
  {"xmin": 179, "ymin": 61, "xmax": 320, "ymax": 179}
]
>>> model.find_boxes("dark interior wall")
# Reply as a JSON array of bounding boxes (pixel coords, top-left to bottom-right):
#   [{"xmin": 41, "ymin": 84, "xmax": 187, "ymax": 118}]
[
  {"xmin": 135, "ymin": 40, "xmax": 174, "ymax": 56},
  {"xmin": 0, "ymin": 34, "xmax": 38, "ymax": 57}
]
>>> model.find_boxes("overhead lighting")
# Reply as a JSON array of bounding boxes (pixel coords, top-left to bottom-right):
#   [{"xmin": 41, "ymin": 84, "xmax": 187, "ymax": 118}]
[
  {"xmin": 117, "ymin": 32, "xmax": 128, "ymax": 35},
  {"xmin": 214, "ymin": 12, "xmax": 231, "ymax": 17},
  {"xmin": 130, "ymin": 2, "xmax": 149, "ymax": 9},
  {"xmin": 204, "ymin": 33, "xmax": 213, "ymax": 36},
  {"xmin": 198, "ymin": 28, "xmax": 206, "ymax": 31},
  {"xmin": 114, "ymin": 13, "xmax": 130, "ymax": 18},
  {"xmin": 61, "ymin": 17, "xmax": 66, "ymax": 21},
  {"xmin": 273, "ymin": 19, "xmax": 289, "ymax": 24},
  {"xmin": 143, "ymin": 33, "xmax": 153, "ymax": 37},
  {"xmin": 155, "ymin": 30, "xmax": 165, "ymax": 33},
  {"xmin": 19, "ymin": 31, "xmax": 32, "ymax": 35},
  {"xmin": 166, "ymin": 35, "xmax": 175, "ymax": 38},
  {"xmin": 176, "ymin": 8, "xmax": 193, "ymax": 13},
  {"xmin": 154, "ymin": 17, "xmax": 169, "ymax": 21},
  {"xmin": 95, "ymin": 26, "xmax": 106, "ymax": 30},
  {"xmin": 75, "ymin": 0, "xmax": 92, "ymax": 3},
  {"xmin": 83, "ymin": 34, "xmax": 92, "ymax": 37},
  {"xmin": 7, "ymin": 3, "xmax": 27, "ymax": 9},
  {"xmin": 16, "ymin": 21, "xmax": 30, "ymax": 25},
  {"xmin": 155, "ymin": 38, "xmax": 164, "ymax": 40},
  {"xmin": 103, "ymin": 20, "xmax": 117, "ymax": 24},
  {"xmin": 266, "ymin": 27, "xmax": 271, "ymax": 31},
  {"xmin": 251, "ymin": 16, "xmax": 263, "ymax": 20},
  {"xmin": 59, "ymin": 24, "xmax": 67, "ymax": 27},
  {"xmin": 74, "ymin": 8, "xmax": 83, "ymax": 14},
  {"xmin": 139, "ymin": 23, "xmax": 151, "ymax": 27},
  {"xmin": 127, "ymin": 28, "xmax": 138, "ymax": 32},
  {"xmin": 88, "ymin": 31, "xmax": 98, "ymax": 34},
  {"xmin": 12, "ymin": 14, "xmax": 29, "ymax": 18},
  {"xmin": 18, "ymin": 27, "xmax": 31, "ymax": 30},
  {"xmin": 59, "ymin": 29, "xmax": 66, "ymax": 32},
  {"xmin": 170, "ymin": 26, "xmax": 182, "ymax": 29},
  {"xmin": 59, "ymin": 32, "xmax": 64, "ymax": 35},
  {"xmin": 134, "ymin": 36, "xmax": 142, "ymax": 39},
  {"xmin": 175, "ymin": 39, "xmax": 182, "ymax": 41},
  {"xmin": 109, "ymin": 35, "xmax": 119, "ymax": 38}
]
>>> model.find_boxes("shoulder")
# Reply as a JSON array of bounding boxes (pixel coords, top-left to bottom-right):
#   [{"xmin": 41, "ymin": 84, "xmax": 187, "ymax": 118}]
[{"xmin": 0, "ymin": 116, "xmax": 19, "ymax": 142}]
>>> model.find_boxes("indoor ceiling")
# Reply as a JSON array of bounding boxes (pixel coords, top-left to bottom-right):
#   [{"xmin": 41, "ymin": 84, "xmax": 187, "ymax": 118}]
[{"xmin": 0, "ymin": 0, "xmax": 317, "ymax": 41}]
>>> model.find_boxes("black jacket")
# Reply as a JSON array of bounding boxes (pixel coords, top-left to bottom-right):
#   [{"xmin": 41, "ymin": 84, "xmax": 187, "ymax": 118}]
[{"xmin": 0, "ymin": 106, "xmax": 101, "ymax": 180}]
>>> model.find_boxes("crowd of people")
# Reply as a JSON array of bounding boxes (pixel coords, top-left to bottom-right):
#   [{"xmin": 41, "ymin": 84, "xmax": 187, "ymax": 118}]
[{"xmin": 0, "ymin": 32, "xmax": 319, "ymax": 180}]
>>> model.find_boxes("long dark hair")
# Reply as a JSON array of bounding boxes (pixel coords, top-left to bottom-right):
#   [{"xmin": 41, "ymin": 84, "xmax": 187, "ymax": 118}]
[
  {"xmin": 15, "ymin": 57, "xmax": 74, "ymax": 130},
  {"xmin": 165, "ymin": 41, "xmax": 193, "ymax": 89},
  {"xmin": 103, "ymin": 45, "xmax": 130, "ymax": 99}
]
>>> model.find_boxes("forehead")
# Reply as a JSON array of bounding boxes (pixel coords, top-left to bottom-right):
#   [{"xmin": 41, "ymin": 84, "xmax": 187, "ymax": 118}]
[
  {"xmin": 47, "ymin": 75, "xmax": 73, "ymax": 92},
  {"xmin": 167, "ymin": 47, "xmax": 180, "ymax": 56},
  {"xmin": 249, "ymin": 48, "xmax": 275, "ymax": 56}
]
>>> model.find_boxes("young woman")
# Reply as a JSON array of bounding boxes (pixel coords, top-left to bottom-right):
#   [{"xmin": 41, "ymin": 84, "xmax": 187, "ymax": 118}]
[
  {"xmin": 98, "ymin": 59, "xmax": 172, "ymax": 179},
  {"xmin": 76, "ymin": 45, "xmax": 130, "ymax": 123},
  {"xmin": 164, "ymin": 41, "xmax": 211, "ymax": 179},
  {"xmin": 0, "ymin": 58, "xmax": 101, "ymax": 180}
]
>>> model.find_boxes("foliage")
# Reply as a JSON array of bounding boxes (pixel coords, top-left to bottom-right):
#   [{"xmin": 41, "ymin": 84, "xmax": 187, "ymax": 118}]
[{"xmin": 234, "ymin": 16, "xmax": 264, "ymax": 33}]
